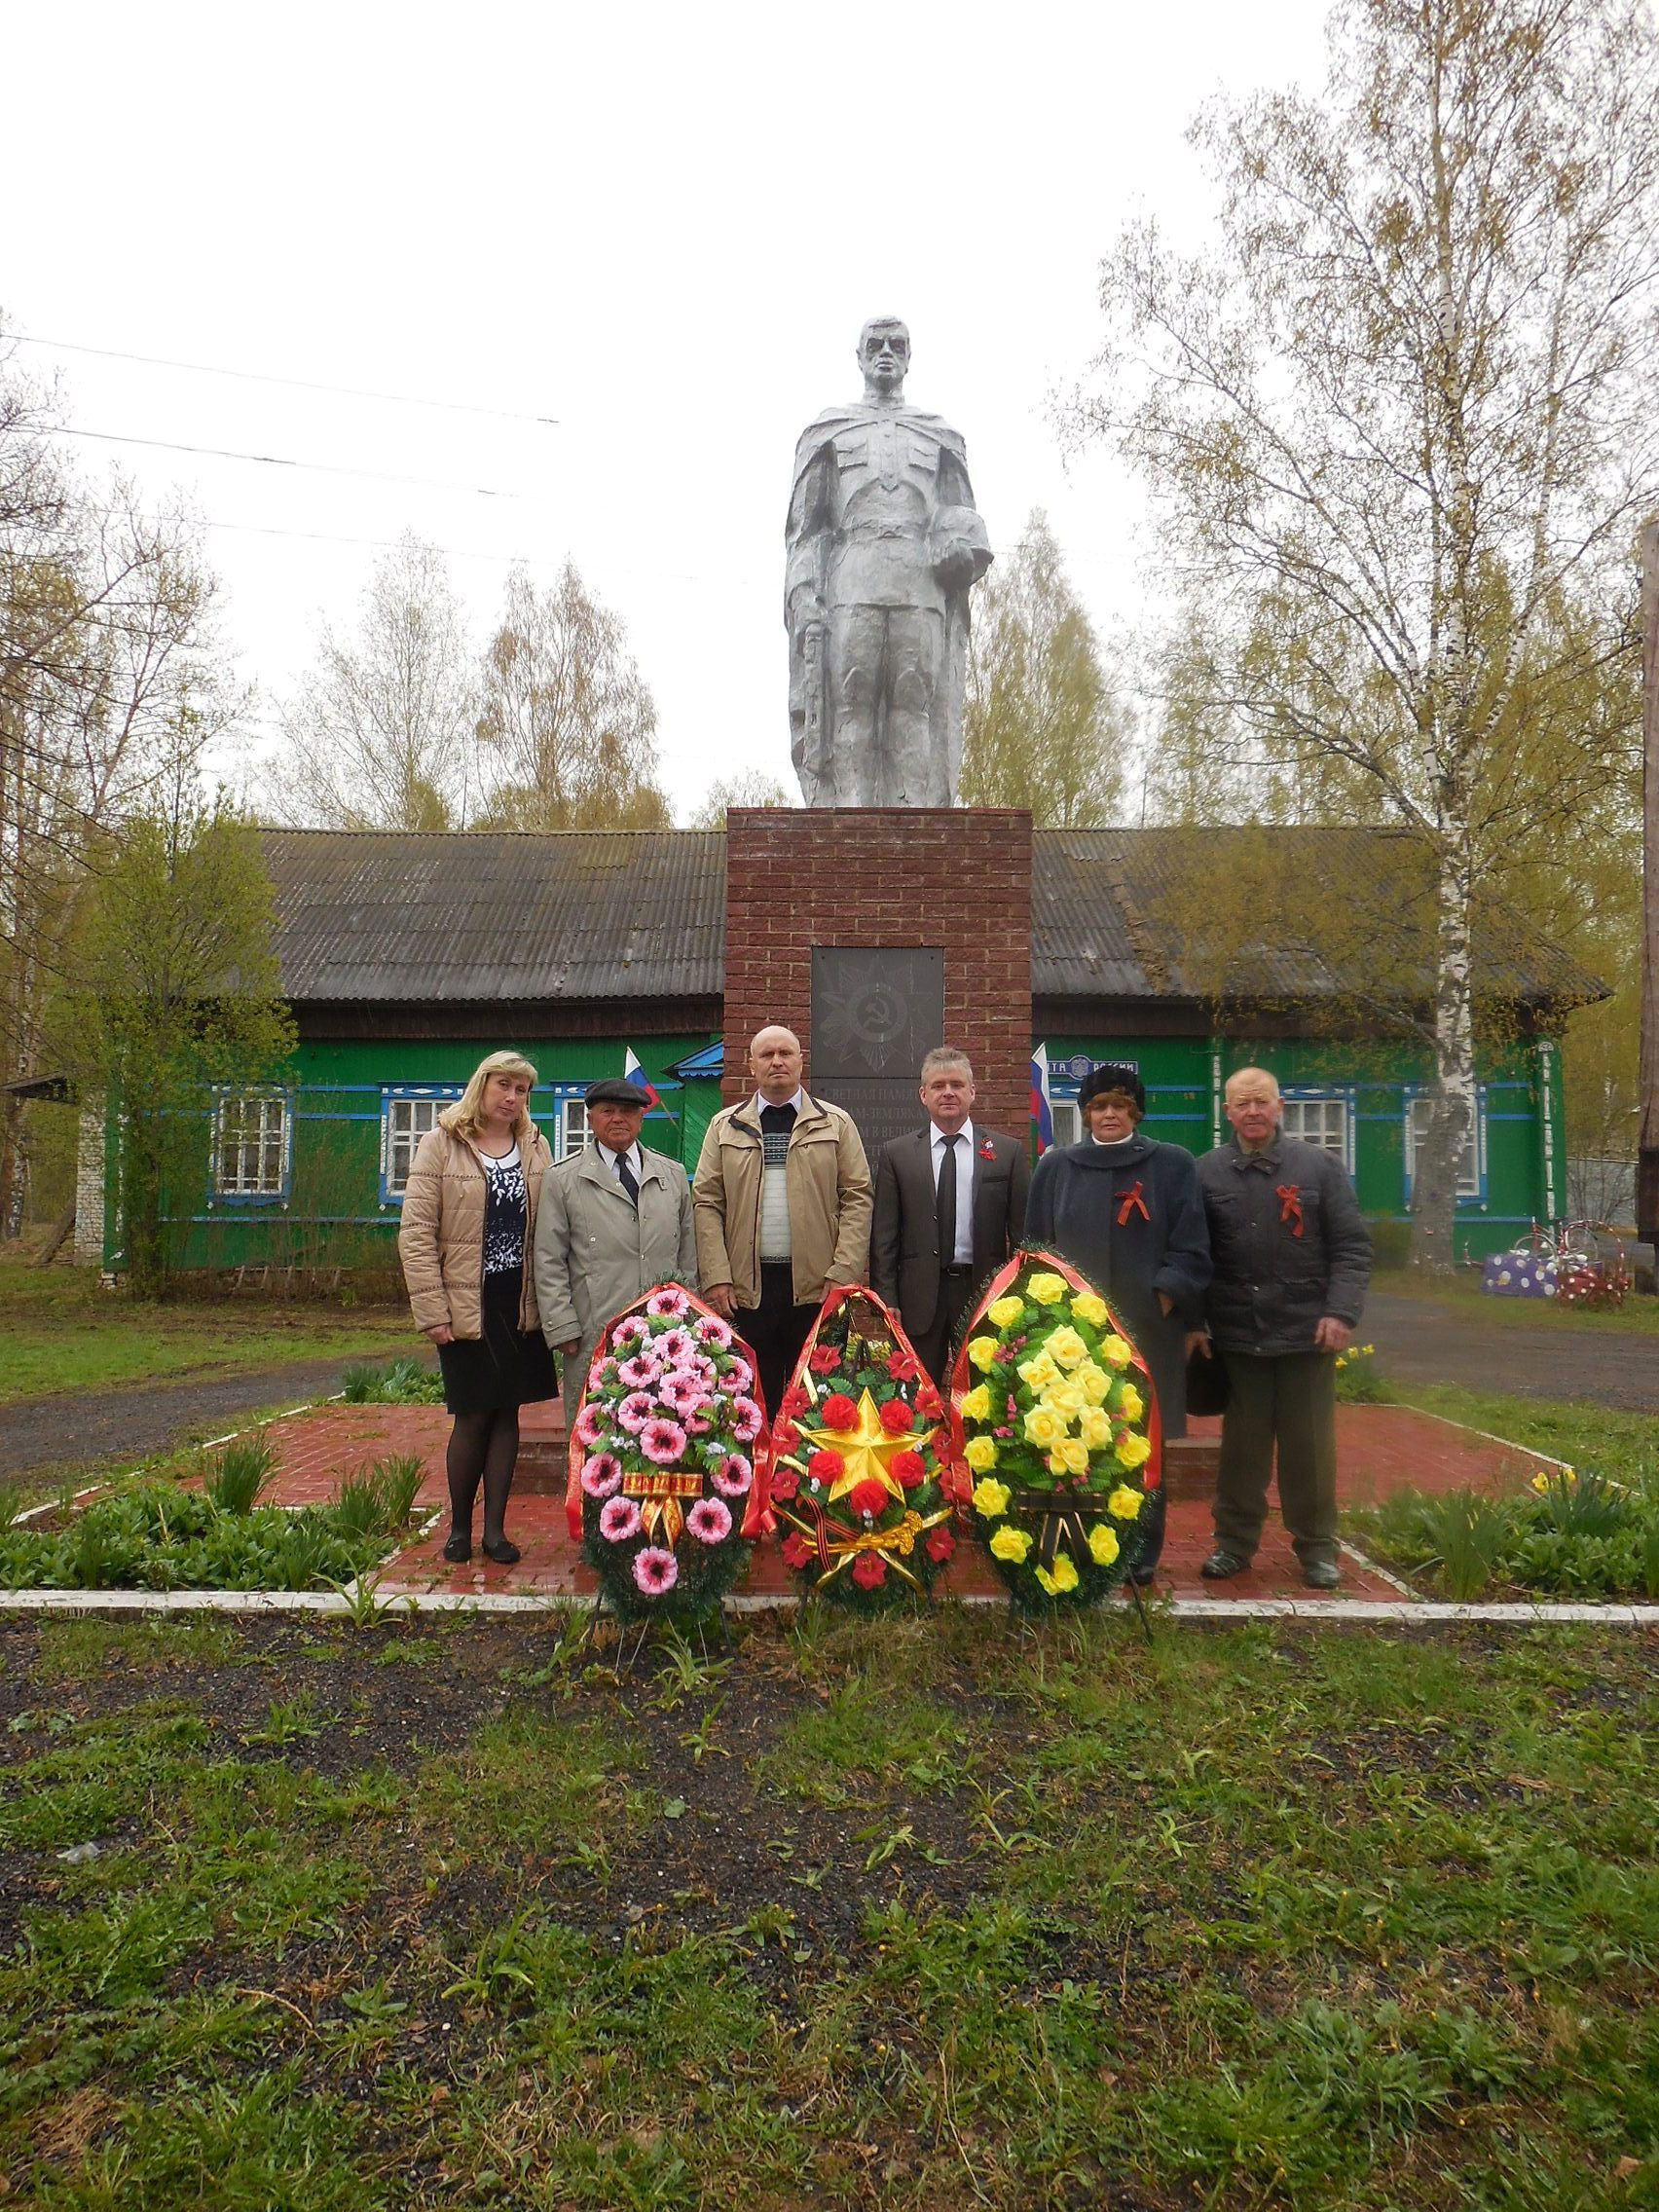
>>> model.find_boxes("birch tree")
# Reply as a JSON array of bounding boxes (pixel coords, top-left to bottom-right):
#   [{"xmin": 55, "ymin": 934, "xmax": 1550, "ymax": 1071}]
[
  {"xmin": 1073, "ymin": 0, "xmax": 1659, "ymax": 1270},
  {"xmin": 475, "ymin": 562, "xmax": 671, "ymax": 831},
  {"xmin": 271, "ymin": 533, "xmax": 477, "ymax": 830},
  {"xmin": 2, "ymin": 328, "xmax": 234, "ymax": 1235},
  {"xmin": 961, "ymin": 509, "xmax": 1128, "ymax": 826}
]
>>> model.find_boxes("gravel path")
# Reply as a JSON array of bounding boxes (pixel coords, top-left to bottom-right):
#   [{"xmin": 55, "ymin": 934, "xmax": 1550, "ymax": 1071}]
[
  {"xmin": 0, "ymin": 1346, "xmax": 418, "ymax": 1480},
  {"xmin": 1365, "ymin": 1290, "xmax": 1659, "ymax": 1413}
]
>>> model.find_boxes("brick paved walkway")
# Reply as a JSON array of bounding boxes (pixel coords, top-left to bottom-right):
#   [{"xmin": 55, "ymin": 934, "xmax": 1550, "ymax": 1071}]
[{"xmin": 252, "ymin": 1399, "xmax": 1564, "ymax": 1607}]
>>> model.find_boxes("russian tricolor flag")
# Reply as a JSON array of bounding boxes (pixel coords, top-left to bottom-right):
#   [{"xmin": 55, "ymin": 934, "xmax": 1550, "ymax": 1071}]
[
  {"xmin": 1030, "ymin": 1043, "xmax": 1054, "ymax": 1156},
  {"xmin": 624, "ymin": 1048, "xmax": 666, "ymax": 1117}
]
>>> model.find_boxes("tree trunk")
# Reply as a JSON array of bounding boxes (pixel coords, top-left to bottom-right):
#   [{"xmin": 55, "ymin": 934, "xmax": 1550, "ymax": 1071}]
[
  {"xmin": 1411, "ymin": 845, "xmax": 1476, "ymax": 1275},
  {"xmin": 1639, "ymin": 519, "xmax": 1659, "ymax": 1248}
]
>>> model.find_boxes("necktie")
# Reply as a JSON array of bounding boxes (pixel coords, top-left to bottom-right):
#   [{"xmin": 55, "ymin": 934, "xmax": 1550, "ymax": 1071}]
[
  {"xmin": 616, "ymin": 1154, "xmax": 640, "ymax": 1206},
  {"xmin": 937, "ymin": 1132, "xmax": 959, "ymax": 1264}
]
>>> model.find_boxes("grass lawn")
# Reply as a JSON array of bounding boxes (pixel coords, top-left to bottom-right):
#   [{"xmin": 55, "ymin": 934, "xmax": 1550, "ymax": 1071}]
[
  {"xmin": 0, "ymin": 1261, "xmax": 413, "ymax": 1407},
  {"xmin": 1, "ymin": 1608, "xmax": 1655, "ymax": 2209},
  {"xmin": 1375, "ymin": 1267, "xmax": 1659, "ymax": 1335}
]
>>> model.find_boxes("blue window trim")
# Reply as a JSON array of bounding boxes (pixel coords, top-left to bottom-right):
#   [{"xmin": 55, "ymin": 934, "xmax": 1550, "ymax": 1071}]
[
  {"xmin": 208, "ymin": 1088, "xmax": 294, "ymax": 1208},
  {"xmin": 378, "ymin": 1085, "xmax": 462, "ymax": 1208},
  {"xmin": 1402, "ymin": 1085, "xmax": 1489, "ymax": 1208},
  {"xmin": 1279, "ymin": 1085, "xmax": 1358, "ymax": 1177}
]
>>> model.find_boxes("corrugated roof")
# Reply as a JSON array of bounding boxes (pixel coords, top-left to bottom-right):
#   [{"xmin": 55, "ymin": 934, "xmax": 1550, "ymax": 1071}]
[
  {"xmin": 261, "ymin": 830, "xmax": 727, "ymax": 1003},
  {"xmin": 259, "ymin": 826, "xmax": 1602, "ymax": 1012}
]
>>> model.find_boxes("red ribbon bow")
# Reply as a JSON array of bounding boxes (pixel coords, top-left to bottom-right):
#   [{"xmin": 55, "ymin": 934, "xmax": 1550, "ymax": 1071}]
[
  {"xmin": 1117, "ymin": 1180, "xmax": 1152, "ymax": 1227},
  {"xmin": 1276, "ymin": 1184, "xmax": 1305, "ymax": 1237}
]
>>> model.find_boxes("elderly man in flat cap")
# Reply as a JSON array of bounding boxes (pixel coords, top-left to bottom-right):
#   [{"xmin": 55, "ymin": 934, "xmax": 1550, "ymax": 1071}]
[{"xmin": 534, "ymin": 1076, "xmax": 699, "ymax": 1404}]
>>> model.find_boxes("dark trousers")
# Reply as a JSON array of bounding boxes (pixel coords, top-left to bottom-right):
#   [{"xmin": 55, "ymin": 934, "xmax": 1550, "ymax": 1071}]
[
  {"xmin": 912, "ymin": 1270, "xmax": 977, "ymax": 1392},
  {"xmin": 739, "ymin": 1263, "xmax": 819, "ymax": 1419},
  {"xmin": 1213, "ymin": 1348, "xmax": 1340, "ymax": 1567}
]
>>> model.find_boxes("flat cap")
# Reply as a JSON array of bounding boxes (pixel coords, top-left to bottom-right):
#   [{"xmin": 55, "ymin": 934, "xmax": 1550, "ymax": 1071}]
[{"xmin": 584, "ymin": 1078, "xmax": 650, "ymax": 1109}]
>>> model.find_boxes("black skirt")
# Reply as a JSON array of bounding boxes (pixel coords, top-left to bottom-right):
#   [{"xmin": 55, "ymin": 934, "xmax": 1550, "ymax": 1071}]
[{"xmin": 437, "ymin": 1273, "xmax": 559, "ymax": 1416}]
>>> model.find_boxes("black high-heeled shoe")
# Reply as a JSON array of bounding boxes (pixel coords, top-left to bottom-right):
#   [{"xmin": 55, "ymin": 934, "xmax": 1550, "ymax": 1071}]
[
  {"xmin": 480, "ymin": 1534, "xmax": 521, "ymax": 1566},
  {"xmin": 442, "ymin": 1531, "xmax": 472, "ymax": 1564}
]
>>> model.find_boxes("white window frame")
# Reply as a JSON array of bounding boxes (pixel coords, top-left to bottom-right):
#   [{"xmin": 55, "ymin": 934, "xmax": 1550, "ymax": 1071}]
[
  {"xmin": 1279, "ymin": 1088, "xmax": 1356, "ymax": 1176},
  {"xmin": 1404, "ymin": 1088, "xmax": 1488, "ymax": 1205},
  {"xmin": 380, "ymin": 1086, "xmax": 461, "ymax": 1204},
  {"xmin": 211, "ymin": 1090, "xmax": 292, "ymax": 1203},
  {"xmin": 558, "ymin": 1093, "xmax": 588, "ymax": 1160},
  {"xmin": 1051, "ymin": 1098, "xmax": 1083, "ymax": 1148}
]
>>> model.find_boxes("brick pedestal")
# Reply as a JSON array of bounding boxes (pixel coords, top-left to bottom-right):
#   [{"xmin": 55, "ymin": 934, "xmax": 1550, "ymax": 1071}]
[
  {"xmin": 515, "ymin": 1396, "xmax": 568, "ymax": 1494},
  {"xmin": 722, "ymin": 808, "xmax": 1032, "ymax": 1143}
]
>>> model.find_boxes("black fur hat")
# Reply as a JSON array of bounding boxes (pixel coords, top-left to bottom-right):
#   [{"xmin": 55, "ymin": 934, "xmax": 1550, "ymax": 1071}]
[{"xmin": 1077, "ymin": 1062, "xmax": 1146, "ymax": 1116}]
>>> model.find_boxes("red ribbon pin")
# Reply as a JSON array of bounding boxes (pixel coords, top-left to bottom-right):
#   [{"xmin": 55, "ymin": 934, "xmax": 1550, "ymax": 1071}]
[
  {"xmin": 1117, "ymin": 1180, "xmax": 1151, "ymax": 1226},
  {"xmin": 1276, "ymin": 1184, "xmax": 1305, "ymax": 1237}
]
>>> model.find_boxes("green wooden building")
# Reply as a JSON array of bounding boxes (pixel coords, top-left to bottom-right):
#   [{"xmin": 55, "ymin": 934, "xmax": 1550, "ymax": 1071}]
[{"xmin": 92, "ymin": 826, "xmax": 1600, "ymax": 1275}]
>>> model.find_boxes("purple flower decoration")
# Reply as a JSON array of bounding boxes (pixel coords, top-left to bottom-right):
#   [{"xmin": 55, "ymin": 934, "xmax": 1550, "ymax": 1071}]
[
  {"xmin": 579, "ymin": 1453, "xmax": 623, "ymax": 1498},
  {"xmin": 634, "ymin": 1546, "xmax": 679, "ymax": 1596},
  {"xmin": 686, "ymin": 1497, "xmax": 732, "ymax": 1546},
  {"xmin": 645, "ymin": 1288, "xmax": 691, "ymax": 1320},
  {"xmin": 572, "ymin": 1402, "xmax": 608, "ymax": 1448},
  {"xmin": 616, "ymin": 1351, "xmax": 661, "ymax": 1390},
  {"xmin": 721, "ymin": 1355, "xmax": 755, "ymax": 1394},
  {"xmin": 615, "ymin": 1391, "xmax": 654, "ymax": 1435},
  {"xmin": 683, "ymin": 1408, "xmax": 715, "ymax": 1435},
  {"xmin": 599, "ymin": 1495, "xmax": 642, "ymax": 1542},
  {"xmin": 655, "ymin": 1326, "xmax": 695, "ymax": 1365},
  {"xmin": 712, "ymin": 1454, "xmax": 753, "ymax": 1497},
  {"xmin": 696, "ymin": 1314, "xmax": 734, "ymax": 1349},
  {"xmin": 640, "ymin": 1418, "xmax": 688, "ymax": 1466},
  {"xmin": 611, "ymin": 1314, "xmax": 649, "ymax": 1346},
  {"xmin": 730, "ymin": 1396, "xmax": 763, "ymax": 1443}
]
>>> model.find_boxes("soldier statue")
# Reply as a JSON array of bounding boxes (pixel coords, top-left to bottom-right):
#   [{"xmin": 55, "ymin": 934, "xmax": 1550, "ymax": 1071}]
[{"xmin": 786, "ymin": 318, "xmax": 993, "ymax": 807}]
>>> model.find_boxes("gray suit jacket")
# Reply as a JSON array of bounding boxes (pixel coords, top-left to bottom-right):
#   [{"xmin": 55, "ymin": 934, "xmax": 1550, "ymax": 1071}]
[{"xmin": 870, "ymin": 1124, "xmax": 1030, "ymax": 1339}]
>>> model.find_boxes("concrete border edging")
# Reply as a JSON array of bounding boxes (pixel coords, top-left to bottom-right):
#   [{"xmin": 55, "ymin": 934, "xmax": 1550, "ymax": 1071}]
[{"xmin": 2, "ymin": 1587, "xmax": 1657, "ymax": 1626}]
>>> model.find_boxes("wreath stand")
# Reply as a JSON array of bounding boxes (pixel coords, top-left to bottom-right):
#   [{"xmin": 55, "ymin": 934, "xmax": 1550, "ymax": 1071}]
[{"xmin": 577, "ymin": 1586, "xmax": 733, "ymax": 1678}]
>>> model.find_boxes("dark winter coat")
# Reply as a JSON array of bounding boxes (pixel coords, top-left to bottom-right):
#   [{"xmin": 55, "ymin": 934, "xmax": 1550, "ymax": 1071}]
[
  {"xmin": 1024, "ymin": 1132, "xmax": 1212, "ymax": 1438},
  {"xmin": 1196, "ymin": 1133, "xmax": 1372, "ymax": 1357}
]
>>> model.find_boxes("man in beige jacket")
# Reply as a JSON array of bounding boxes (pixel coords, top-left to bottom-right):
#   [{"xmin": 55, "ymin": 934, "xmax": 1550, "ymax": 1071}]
[
  {"xmin": 692, "ymin": 1025, "xmax": 872, "ymax": 1415},
  {"xmin": 534, "ymin": 1078, "xmax": 698, "ymax": 1404}
]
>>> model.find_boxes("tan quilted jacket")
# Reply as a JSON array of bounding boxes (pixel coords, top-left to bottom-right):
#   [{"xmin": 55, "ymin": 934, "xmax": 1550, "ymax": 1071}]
[{"xmin": 397, "ymin": 1123, "xmax": 554, "ymax": 1340}]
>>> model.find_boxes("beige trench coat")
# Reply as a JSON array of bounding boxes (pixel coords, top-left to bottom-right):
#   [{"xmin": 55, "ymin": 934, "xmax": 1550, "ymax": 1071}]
[
  {"xmin": 532, "ymin": 1141, "xmax": 698, "ymax": 1391},
  {"xmin": 397, "ymin": 1123, "xmax": 553, "ymax": 1340},
  {"xmin": 691, "ymin": 1092, "xmax": 871, "ymax": 1310}
]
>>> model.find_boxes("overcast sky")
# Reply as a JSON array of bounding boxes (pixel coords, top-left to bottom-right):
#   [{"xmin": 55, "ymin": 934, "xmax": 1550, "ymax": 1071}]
[{"xmin": 3, "ymin": 0, "xmax": 1331, "ymax": 818}]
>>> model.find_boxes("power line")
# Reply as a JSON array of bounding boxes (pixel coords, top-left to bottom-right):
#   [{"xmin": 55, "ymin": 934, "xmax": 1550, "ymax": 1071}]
[
  {"xmin": 37, "ymin": 424, "xmax": 520, "ymax": 498},
  {"xmin": 12, "ymin": 330, "xmax": 560, "ymax": 426}
]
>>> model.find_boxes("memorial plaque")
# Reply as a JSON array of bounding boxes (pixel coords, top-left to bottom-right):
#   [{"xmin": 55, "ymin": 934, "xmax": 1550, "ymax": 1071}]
[{"xmin": 811, "ymin": 945, "xmax": 942, "ymax": 1156}]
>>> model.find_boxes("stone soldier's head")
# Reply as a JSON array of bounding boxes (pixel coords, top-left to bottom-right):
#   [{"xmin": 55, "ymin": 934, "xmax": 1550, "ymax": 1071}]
[{"xmin": 858, "ymin": 316, "xmax": 910, "ymax": 400}]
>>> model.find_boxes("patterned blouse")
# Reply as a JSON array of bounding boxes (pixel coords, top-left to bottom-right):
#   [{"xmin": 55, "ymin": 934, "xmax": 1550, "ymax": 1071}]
[{"xmin": 480, "ymin": 1143, "xmax": 528, "ymax": 1278}]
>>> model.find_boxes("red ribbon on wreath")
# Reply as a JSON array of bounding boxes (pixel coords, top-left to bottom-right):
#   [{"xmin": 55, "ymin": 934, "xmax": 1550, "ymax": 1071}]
[
  {"xmin": 565, "ymin": 1285, "xmax": 772, "ymax": 1541},
  {"xmin": 1276, "ymin": 1184, "xmax": 1306, "ymax": 1237},
  {"xmin": 944, "ymin": 1246, "xmax": 1164, "ymax": 1507},
  {"xmin": 1116, "ymin": 1180, "xmax": 1151, "ymax": 1226}
]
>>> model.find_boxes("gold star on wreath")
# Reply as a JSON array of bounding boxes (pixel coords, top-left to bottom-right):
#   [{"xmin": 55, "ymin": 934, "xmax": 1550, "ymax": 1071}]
[{"xmin": 794, "ymin": 1386, "xmax": 938, "ymax": 1509}]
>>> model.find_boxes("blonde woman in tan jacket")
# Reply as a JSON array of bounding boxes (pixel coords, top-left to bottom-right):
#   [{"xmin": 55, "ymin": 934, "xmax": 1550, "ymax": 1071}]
[{"xmin": 398, "ymin": 1051, "xmax": 557, "ymax": 1565}]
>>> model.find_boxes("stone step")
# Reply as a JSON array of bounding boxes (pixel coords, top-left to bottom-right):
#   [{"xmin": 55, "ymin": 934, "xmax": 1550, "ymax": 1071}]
[
  {"xmin": 1164, "ymin": 1435, "xmax": 1219, "ymax": 1503},
  {"xmin": 514, "ymin": 1396, "xmax": 568, "ymax": 1496}
]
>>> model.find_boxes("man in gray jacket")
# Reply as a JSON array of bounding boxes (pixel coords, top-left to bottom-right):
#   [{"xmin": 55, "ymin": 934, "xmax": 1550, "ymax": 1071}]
[
  {"xmin": 1194, "ymin": 1067, "xmax": 1371, "ymax": 1590},
  {"xmin": 534, "ymin": 1078, "xmax": 698, "ymax": 1403}
]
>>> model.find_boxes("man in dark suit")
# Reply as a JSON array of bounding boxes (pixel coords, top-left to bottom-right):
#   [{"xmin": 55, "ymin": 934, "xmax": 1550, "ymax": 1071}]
[{"xmin": 871, "ymin": 1047, "xmax": 1030, "ymax": 1387}]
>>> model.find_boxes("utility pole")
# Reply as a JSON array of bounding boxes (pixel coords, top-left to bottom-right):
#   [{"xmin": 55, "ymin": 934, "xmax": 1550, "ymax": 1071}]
[{"xmin": 1640, "ymin": 519, "xmax": 1659, "ymax": 1250}]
